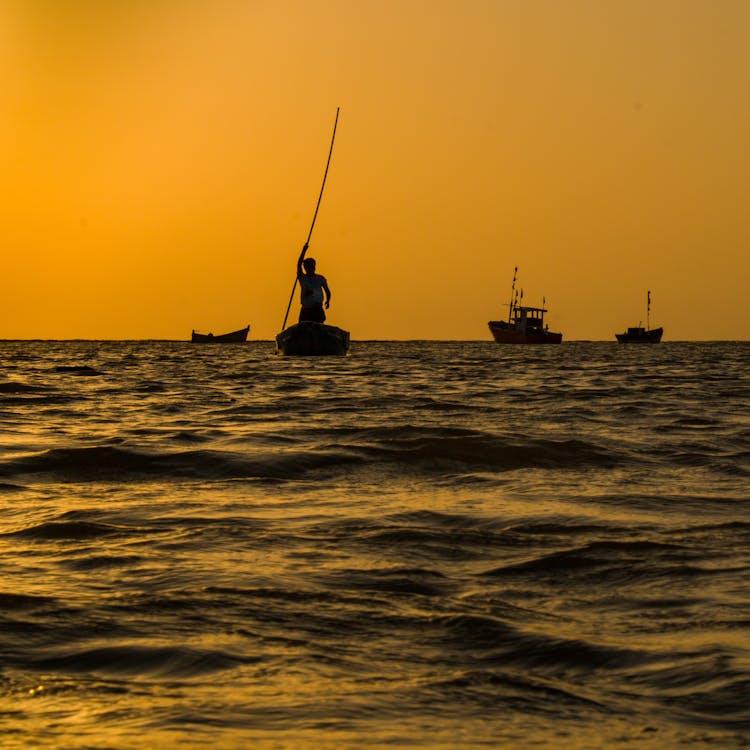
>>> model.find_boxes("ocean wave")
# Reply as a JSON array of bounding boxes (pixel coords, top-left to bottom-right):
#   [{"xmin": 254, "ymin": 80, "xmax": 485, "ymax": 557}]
[
  {"xmin": 0, "ymin": 429, "xmax": 619, "ymax": 483},
  {"xmin": 0, "ymin": 381, "xmax": 46, "ymax": 394},
  {"xmin": 168, "ymin": 430, "xmax": 215, "ymax": 444},
  {"xmin": 52, "ymin": 365, "xmax": 102, "ymax": 376},
  {"xmin": 0, "ymin": 392, "xmax": 81, "ymax": 406},
  {"xmin": 0, "ymin": 445, "xmax": 366, "ymax": 482},
  {"xmin": 4, "ymin": 519, "xmax": 133, "ymax": 541},
  {"xmin": 620, "ymin": 654, "xmax": 750, "ymax": 728},
  {"xmin": 419, "ymin": 668, "xmax": 609, "ymax": 716},
  {"xmin": 315, "ymin": 512, "xmax": 635, "ymax": 563},
  {"xmin": 320, "ymin": 567, "xmax": 451, "ymax": 597},
  {"xmin": 683, "ymin": 520, "xmax": 750, "ymax": 536},
  {"xmin": 477, "ymin": 539, "xmax": 739, "ymax": 590},
  {"xmin": 30, "ymin": 644, "xmax": 258, "ymax": 679},
  {"xmin": 324, "ymin": 426, "xmax": 620, "ymax": 471},
  {"xmin": 66, "ymin": 554, "xmax": 146, "ymax": 571},
  {"xmin": 431, "ymin": 613, "xmax": 653, "ymax": 673},
  {"xmin": 671, "ymin": 417, "xmax": 724, "ymax": 428},
  {"xmin": 0, "ymin": 592, "xmax": 58, "ymax": 611},
  {"xmin": 0, "ymin": 482, "xmax": 25, "ymax": 492}
]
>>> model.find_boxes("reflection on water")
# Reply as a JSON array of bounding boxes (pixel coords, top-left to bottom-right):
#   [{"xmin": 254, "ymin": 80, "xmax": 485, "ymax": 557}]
[{"xmin": 0, "ymin": 341, "xmax": 748, "ymax": 748}]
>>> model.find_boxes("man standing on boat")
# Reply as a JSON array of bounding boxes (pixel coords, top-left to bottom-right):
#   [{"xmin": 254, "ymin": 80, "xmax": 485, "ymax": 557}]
[{"xmin": 297, "ymin": 242, "xmax": 331, "ymax": 323}]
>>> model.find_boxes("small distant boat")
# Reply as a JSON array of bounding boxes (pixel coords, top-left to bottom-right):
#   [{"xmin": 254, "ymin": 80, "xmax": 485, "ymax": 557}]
[
  {"xmin": 615, "ymin": 326, "xmax": 663, "ymax": 343},
  {"xmin": 275, "ymin": 321, "xmax": 350, "ymax": 356},
  {"xmin": 488, "ymin": 267, "xmax": 562, "ymax": 344},
  {"xmin": 616, "ymin": 292, "xmax": 663, "ymax": 343},
  {"xmin": 191, "ymin": 325, "xmax": 249, "ymax": 343}
]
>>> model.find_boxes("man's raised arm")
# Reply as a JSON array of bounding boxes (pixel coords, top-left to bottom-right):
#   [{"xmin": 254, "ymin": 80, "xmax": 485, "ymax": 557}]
[{"xmin": 297, "ymin": 243, "xmax": 309, "ymax": 276}]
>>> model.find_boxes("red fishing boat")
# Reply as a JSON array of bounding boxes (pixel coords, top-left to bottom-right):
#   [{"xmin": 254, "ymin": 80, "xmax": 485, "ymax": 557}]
[{"xmin": 488, "ymin": 268, "xmax": 562, "ymax": 344}]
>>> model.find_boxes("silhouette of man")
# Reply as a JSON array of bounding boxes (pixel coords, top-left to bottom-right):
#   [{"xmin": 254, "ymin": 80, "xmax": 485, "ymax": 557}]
[{"xmin": 297, "ymin": 243, "xmax": 331, "ymax": 323}]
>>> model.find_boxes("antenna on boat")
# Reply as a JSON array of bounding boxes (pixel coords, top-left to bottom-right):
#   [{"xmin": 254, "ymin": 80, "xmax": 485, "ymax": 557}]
[{"xmin": 508, "ymin": 266, "xmax": 517, "ymax": 323}]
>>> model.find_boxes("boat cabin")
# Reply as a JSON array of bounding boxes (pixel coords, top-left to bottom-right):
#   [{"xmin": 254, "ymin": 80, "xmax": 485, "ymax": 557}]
[{"xmin": 512, "ymin": 305, "xmax": 549, "ymax": 333}]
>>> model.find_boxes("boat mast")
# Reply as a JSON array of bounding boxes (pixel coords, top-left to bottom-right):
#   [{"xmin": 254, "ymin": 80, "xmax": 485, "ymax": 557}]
[
  {"xmin": 508, "ymin": 266, "xmax": 517, "ymax": 323},
  {"xmin": 647, "ymin": 290, "xmax": 651, "ymax": 331}
]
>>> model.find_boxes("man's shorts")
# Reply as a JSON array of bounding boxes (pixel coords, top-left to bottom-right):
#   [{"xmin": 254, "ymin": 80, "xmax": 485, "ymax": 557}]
[{"xmin": 299, "ymin": 304, "xmax": 326, "ymax": 323}]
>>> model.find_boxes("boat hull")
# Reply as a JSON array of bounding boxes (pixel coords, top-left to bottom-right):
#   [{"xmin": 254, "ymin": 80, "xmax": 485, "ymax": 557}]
[
  {"xmin": 488, "ymin": 321, "xmax": 562, "ymax": 344},
  {"xmin": 615, "ymin": 326, "xmax": 663, "ymax": 343},
  {"xmin": 275, "ymin": 322, "xmax": 350, "ymax": 356},
  {"xmin": 191, "ymin": 325, "xmax": 250, "ymax": 343}
]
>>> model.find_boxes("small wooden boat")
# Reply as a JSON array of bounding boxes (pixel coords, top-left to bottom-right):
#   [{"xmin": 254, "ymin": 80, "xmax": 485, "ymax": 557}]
[
  {"xmin": 191, "ymin": 325, "xmax": 249, "ymax": 343},
  {"xmin": 488, "ymin": 267, "xmax": 562, "ymax": 344},
  {"xmin": 616, "ymin": 291, "xmax": 663, "ymax": 343},
  {"xmin": 275, "ymin": 322, "xmax": 350, "ymax": 356}
]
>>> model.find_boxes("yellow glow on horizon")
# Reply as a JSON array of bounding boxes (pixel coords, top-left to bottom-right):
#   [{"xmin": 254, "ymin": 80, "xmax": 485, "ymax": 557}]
[{"xmin": 2, "ymin": 1, "xmax": 749, "ymax": 340}]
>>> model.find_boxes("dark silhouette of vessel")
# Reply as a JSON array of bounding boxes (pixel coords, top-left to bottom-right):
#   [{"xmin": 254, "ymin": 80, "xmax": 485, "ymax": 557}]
[
  {"xmin": 275, "ymin": 322, "xmax": 349, "ymax": 356},
  {"xmin": 488, "ymin": 267, "xmax": 562, "ymax": 344},
  {"xmin": 191, "ymin": 325, "xmax": 250, "ymax": 343},
  {"xmin": 616, "ymin": 292, "xmax": 662, "ymax": 343}
]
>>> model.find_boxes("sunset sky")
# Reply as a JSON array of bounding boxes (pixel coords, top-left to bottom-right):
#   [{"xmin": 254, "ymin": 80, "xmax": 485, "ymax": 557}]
[{"xmin": 2, "ymin": 0, "xmax": 748, "ymax": 341}]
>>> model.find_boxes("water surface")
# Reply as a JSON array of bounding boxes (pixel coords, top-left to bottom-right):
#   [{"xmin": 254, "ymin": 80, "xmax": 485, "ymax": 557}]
[{"xmin": 1, "ymin": 341, "xmax": 748, "ymax": 748}]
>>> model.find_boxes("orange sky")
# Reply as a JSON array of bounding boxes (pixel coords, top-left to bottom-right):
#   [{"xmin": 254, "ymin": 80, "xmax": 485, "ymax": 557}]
[{"xmin": 2, "ymin": 0, "xmax": 748, "ymax": 340}]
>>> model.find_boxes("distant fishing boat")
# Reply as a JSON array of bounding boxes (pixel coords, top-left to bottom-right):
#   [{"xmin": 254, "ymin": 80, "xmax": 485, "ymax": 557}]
[
  {"xmin": 275, "ymin": 321, "xmax": 350, "ymax": 356},
  {"xmin": 615, "ymin": 326, "xmax": 663, "ymax": 343},
  {"xmin": 615, "ymin": 291, "xmax": 663, "ymax": 343},
  {"xmin": 488, "ymin": 267, "xmax": 562, "ymax": 344},
  {"xmin": 191, "ymin": 325, "xmax": 249, "ymax": 343}
]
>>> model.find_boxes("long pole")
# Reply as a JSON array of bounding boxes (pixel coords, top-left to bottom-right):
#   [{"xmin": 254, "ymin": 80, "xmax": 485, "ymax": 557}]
[{"xmin": 279, "ymin": 107, "xmax": 340, "ymax": 333}]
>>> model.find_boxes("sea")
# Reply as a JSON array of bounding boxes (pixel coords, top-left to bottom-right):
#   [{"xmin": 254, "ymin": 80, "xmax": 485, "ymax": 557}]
[{"xmin": 0, "ymin": 340, "xmax": 748, "ymax": 749}]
